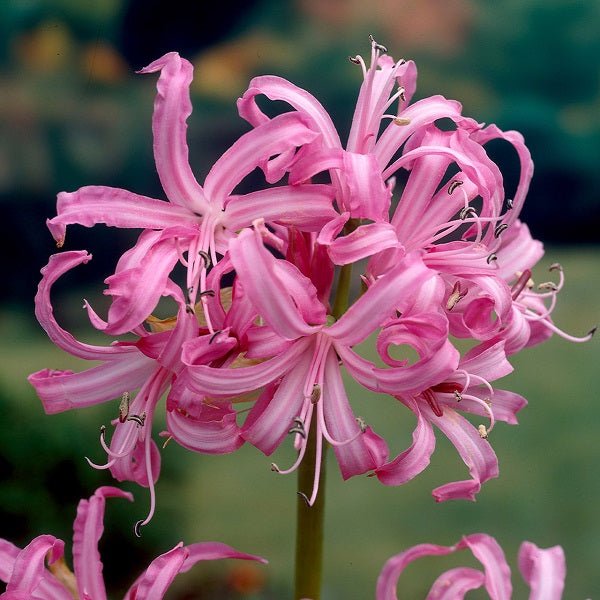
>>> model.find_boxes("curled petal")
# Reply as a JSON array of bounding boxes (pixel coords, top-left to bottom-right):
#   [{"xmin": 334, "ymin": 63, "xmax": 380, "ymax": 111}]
[
  {"xmin": 426, "ymin": 567, "xmax": 486, "ymax": 599},
  {"xmin": 374, "ymin": 396, "xmax": 435, "ymax": 486},
  {"xmin": 33, "ymin": 251, "xmax": 138, "ymax": 360},
  {"xmin": 109, "ymin": 434, "xmax": 161, "ymax": 488},
  {"xmin": 428, "ymin": 406, "xmax": 499, "ymax": 502},
  {"xmin": 73, "ymin": 487, "xmax": 133, "ymax": 600},
  {"xmin": 139, "ymin": 52, "xmax": 207, "ymax": 213},
  {"xmin": 518, "ymin": 542, "xmax": 565, "ymax": 600}
]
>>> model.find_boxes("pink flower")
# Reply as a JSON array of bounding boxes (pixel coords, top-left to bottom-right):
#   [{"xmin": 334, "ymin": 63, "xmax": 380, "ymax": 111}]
[
  {"xmin": 28, "ymin": 251, "xmax": 243, "ymax": 531},
  {"xmin": 376, "ymin": 533, "xmax": 566, "ymax": 600},
  {"xmin": 47, "ymin": 52, "xmax": 337, "ymax": 335},
  {"xmin": 182, "ymin": 227, "xmax": 459, "ymax": 503},
  {"xmin": 0, "ymin": 487, "xmax": 266, "ymax": 599}
]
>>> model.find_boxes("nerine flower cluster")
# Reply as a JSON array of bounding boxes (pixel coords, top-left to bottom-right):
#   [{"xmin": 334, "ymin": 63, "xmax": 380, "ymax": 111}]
[{"xmin": 29, "ymin": 38, "xmax": 591, "ymax": 525}]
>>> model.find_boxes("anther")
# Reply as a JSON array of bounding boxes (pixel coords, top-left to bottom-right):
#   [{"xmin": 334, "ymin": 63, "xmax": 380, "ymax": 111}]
[
  {"xmin": 118, "ymin": 392, "xmax": 130, "ymax": 423},
  {"xmin": 448, "ymin": 180, "xmax": 464, "ymax": 195},
  {"xmin": 296, "ymin": 491, "xmax": 311, "ymax": 507},
  {"xmin": 126, "ymin": 412, "xmax": 146, "ymax": 427},
  {"xmin": 100, "ymin": 425, "xmax": 107, "ymax": 441},
  {"xmin": 209, "ymin": 330, "xmax": 223, "ymax": 344},
  {"xmin": 506, "ymin": 198, "xmax": 514, "ymax": 210},
  {"xmin": 588, "ymin": 326, "xmax": 597, "ymax": 337},
  {"xmin": 186, "ymin": 305, "xmax": 194, "ymax": 314},
  {"xmin": 134, "ymin": 520, "xmax": 144, "ymax": 538},
  {"xmin": 494, "ymin": 223, "xmax": 508, "ymax": 238},
  {"xmin": 288, "ymin": 417, "xmax": 307, "ymax": 438},
  {"xmin": 199, "ymin": 289, "xmax": 216, "ymax": 297},
  {"xmin": 446, "ymin": 281, "xmax": 467, "ymax": 311},
  {"xmin": 460, "ymin": 206, "xmax": 477, "ymax": 220},
  {"xmin": 478, "ymin": 424, "xmax": 489, "ymax": 440},
  {"xmin": 356, "ymin": 416, "xmax": 367, "ymax": 433},
  {"xmin": 486, "ymin": 253, "xmax": 497, "ymax": 264},
  {"xmin": 310, "ymin": 384, "xmax": 321, "ymax": 404},
  {"xmin": 368, "ymin": 34, "xmax": 388, "ymax": 54},
  {"xmin": 398, "ymin": 86, "xmax": 406, "ymax": 102},
  {"xmin": 393, "ymin": 117, "xmax": 411, "ymax": 126},
  {"xmin": 162, "ymin": 436, "xmax": 173, "ymax": 449},
  {"xmin": 198, "ymin": 250, "xmax": 211, "ymax": 268},
  {"xmin": 454, "ymin": 390, "xmax": 463, "ymax": 402},
  {"xmin": 270, "ymin": 463, "xmax": 280, "ymax": 472},
  {"xmin": 348, "ymin": 55, "xmax": 361, "ymax": 64},
  {"xmin": 549, "ymin": 263, "xmax": 563, "ymax": 272},
  {"xmin": 538, "ymin": 281, "xmax": 558, "ymax": 291}
]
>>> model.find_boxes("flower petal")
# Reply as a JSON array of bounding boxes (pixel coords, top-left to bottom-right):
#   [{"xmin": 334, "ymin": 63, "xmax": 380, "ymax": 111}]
[
  {"xmin": 73, "ymin": 487, "xmax": 133, "ymax": 600},
  {"xmin": 426, "ymin": 567, "xmax": 486, "ymax": 599},
  {"xmin": 518, "ymin": 542, "xmax": 565, "ymax": 600},
  {"xmin": 47, "ymin": 186, "xmax": 194, "ymax": 246},
  {"xmin": 374, "ymin": 396, "xmax": 436, "ymax": 485},
  {"xmin": 138, "ymin": 52, "xmax": 207, "ymax": 213}
]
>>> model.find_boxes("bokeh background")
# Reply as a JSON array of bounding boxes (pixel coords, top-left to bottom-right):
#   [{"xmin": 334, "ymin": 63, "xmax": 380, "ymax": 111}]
[{"xmin": 0, "ymin": 0, "xmax": 598, "ymax": 597}]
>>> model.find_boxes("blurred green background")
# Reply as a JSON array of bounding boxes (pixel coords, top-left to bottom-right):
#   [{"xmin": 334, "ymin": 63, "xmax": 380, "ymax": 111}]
[{"xmin": 0, "ymin": 0, "xmax": 598, "ymax": 597}]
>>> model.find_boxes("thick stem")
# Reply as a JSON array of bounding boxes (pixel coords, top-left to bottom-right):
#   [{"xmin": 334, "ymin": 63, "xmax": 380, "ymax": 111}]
[{"xmin": 294, "ymin": 424, "xmax": 327, "ymax": 600}]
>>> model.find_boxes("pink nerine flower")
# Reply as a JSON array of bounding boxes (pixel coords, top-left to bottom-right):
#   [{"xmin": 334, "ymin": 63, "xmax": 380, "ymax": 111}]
[
  {"xmin": 376, "ymin": 533, "xmax": 566, "ymax": 600},
  {"xmin": 0, "ymin": 487, "xmax": 266, "ymax": 600}
]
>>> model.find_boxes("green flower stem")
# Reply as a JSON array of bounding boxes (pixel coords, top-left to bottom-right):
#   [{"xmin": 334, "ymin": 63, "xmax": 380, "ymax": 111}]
[
  {"xmin": 294, "ymin": 423, "xmax": 327, "ymax": 600},
  {"xmin": 294, "ymin": 253, "xmax": 355, "ymax": 599}
]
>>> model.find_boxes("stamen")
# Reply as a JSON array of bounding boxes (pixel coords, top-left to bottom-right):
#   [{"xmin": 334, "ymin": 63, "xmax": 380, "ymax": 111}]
[
  {"xmin": 186, "ymin": 305, "xmax": 194, "ymax": 314},
  {"xmin": 478, "ymin": 424, "xmax": 489, "ymax": 440},
  {"xmin": 393, "ymin": 117, "xmax": 411, "ymax": 126},
  {"xmin": 310, "ymin": 384, "xmax": 321, "ymax": 404},
  {"xmin": 270, "ymin": 463, "xmax": 280, "ymax": 472},
  {"xmin": 460, "ymin": 206, "xmax": 477, "ymax": 220},
  {"xmin": 199, "ymin": 289, "xmax": 216, "ymax": 297},
  {"xmin": 446, "ymin": 281, "xmax": 467, "ymax": 311},
  {"xmin": 356, "ymin": 416, "xmax": 367, "ymax": 433},
  {"xmin": 297, "ymin": 491, "xmax": 311, "ymax": 507},
  {"xmin": 486, "ymin": 253, "xmax": 498, "ymax": 264},
  {"xmin": 397, "ymin": 85, "xmax": 406, "ymax": 102},
  {"xmin": 118, "ymin": 392, "xmax": 130, "ymax": 423},
  {"xmin": 368, "ymin": 34, "xmax": 388, "ymax": 54},
  {"xmin": 506, "ymin": 198, "xmax": 514, "ymax": 210},
  {"xmin": 511, "ymin": 269, "xmax": 533, "ymax": 300},
  {"xmin": 126, "ymin": 412, "xmax": 146, "ymax": 427},
  {"xmin": 209, "ymin": 330, "xmax": 223, "ymax": 344},
  {"xmin": 549, "ymin": 263, "xmax": 563, "ymax": 272},
  {"xmin": 162, "ymin": 436, "xmax": 173, "ymax": 449},
  {"xmin": 422, "ymin": 389, "xmax": 444, "ymax": 417},
  {"xmin": 348, "ymin": 55, "xmax": 361, "ymax": 64},
  {"xmin": 198, "ymin": 250, "xmax": 211, "ymax": 269},
  {"xmin": 134, "ymin": 520, "xmax": 144, "ymax": 538},
  {"xmin": 448, "ymin": 180, "xmax": 464, "ymax": 195},
  {"xmin": 454, "ymin": 390, "xmax": 462, "ymax": 402},
  {"xmin": 537, "ymin": 281, "xmax": 558, "ymax": 291},
  {"xmin": 288, "ymin": 416, "xmax": 307, "ymax": 439},
  {"xmin": 588, "ymin": 326, "xmax": 597, "ymax": 337},
  {"xmin": 494, "ymin": 223, "xmax": 508, "ymax": 238}
]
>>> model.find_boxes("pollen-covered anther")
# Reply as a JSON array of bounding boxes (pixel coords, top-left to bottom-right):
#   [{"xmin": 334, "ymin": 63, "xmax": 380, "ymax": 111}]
[
  {"xmin": 356, "ymin": 416, "xmax": 367, "ymax": 433},
  {"xmin": 199, "ymin": 289, "xmax": 216, "ymax": 297},
  {"xmin": 99, "ymin": 425, "xmax": 107, "ymax": 443},
  {"xmin": 446, "ymin": 281, "xmax": 467, "ymax": 311},
  {"xmin": 397, "ymin": 85, "xmax": 406, "ymax": 102},
  {"xmin": 494, "ymin": 223, "xmax": 509, "ymax": 238},
  {"xmin": 348, "ymin": 55, "xmax": 361, "ymax": 64},
  {"xmin": 270, "ymin": 463, "xmax": 280, "ymax": 472},
  {"xmin": 448, "ymin": 180, "xmax": 464, "ymax": 195},
  {"xmin": 118, "ymin": 392, "xmax": 130, "ymax": 423},
  {"xmin": 486, "ymin": 253, "xmax": 498, "ymax": 264},
  {"xmin": 185, "ymin": 305, "xmax": 194, "ymax": 314},
  {"xmin": 549, "ymin": 263, "xmax": 563, "ymax": 272},
  {"xmin": 538, "ymin": 281, "xmax": 558, "ymax": 291},
  {"xmin": 454, "ymin": 390, "xmax": 463, "ymax": 402},
  {"xmin": 459, "ymin": 206, "xmax": 477, "ymax": 220},
  {"xmin": 368, "ymin": 34, "xmax": 388, "ymax": 54},
  {"xmin": 393, "ymin": 117, "xmax": 411, "ymax": 126},
  {"xmin": 478, "ymin": 424, "xmax": 489, "ymax": 440},
  {"xmin": 310, "ymin": 384, "xmax": 321, "ymax": 404}
]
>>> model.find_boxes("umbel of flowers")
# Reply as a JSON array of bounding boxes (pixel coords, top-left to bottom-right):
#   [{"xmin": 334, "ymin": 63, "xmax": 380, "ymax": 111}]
[{"xmin": 13, "ymin": 37, "xmax": 592, "ymax": 598}]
